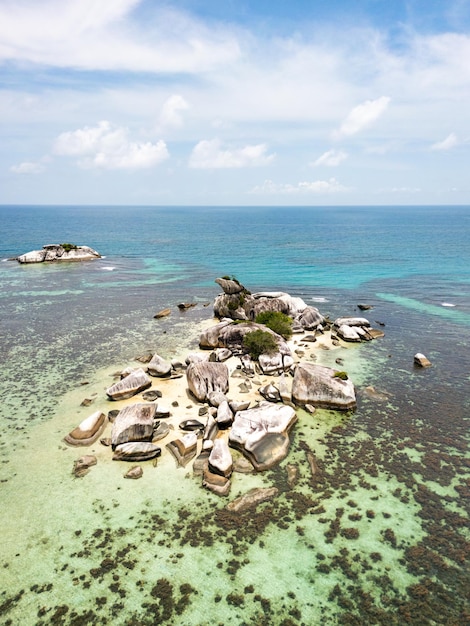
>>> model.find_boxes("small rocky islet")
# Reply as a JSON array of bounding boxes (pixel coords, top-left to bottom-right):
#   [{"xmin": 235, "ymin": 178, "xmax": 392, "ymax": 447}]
[
  {"xmin": 16, "ymin": 243, "xmax": 101, "ymax": 263},
  {"xmin": 67, "ymin": 276, "xmax": 385, "ymax": 501}
]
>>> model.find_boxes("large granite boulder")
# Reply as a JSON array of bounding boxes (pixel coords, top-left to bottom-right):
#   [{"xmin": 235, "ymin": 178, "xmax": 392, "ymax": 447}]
[
  {"xmin": 186, "ymin": 361, "xmax": 229, "ymax": 402},
  {"xmin": 106, "ymin": 368, "xmax": 152, "ymax": 400},
  {"xmin": 248, "ymin": 292, "xmax": 307, "ymax": 319},
  {"xmin": 147, "ymin": 353, "xmax": 172, "ymax": 377},
  {"xmin": 111, "ymin": 403, "xmax": 157, "ymax": 449},
  {"xmin": 294, "ymin": 306, "xmax": 325, "ymax": 331},
  {"xmin": 229, "ymin": 402, "xmax": 297, "ymax": 471},
  {"xmin": 215, "ymin": 277, "xmax": 246, "ymax": 295},
  {"xmin": 17, "ymin": 244, "xmax": 101, "ymax": 264},
  {"xmin": 64, "ymin": 411, "xmax": 106, "ymax": 446},
  {"xmin": 292, "ymin": 363, "xmax": 356, "ymax": 410}
]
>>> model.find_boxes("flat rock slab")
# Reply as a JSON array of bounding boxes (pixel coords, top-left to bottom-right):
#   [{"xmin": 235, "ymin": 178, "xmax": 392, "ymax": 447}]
[
  {"xmin": 111, "ymin": 403, "xmax": 157, "ymax": 449},
  {"xmin": 226, "ymin": 487, "xmax": 279, "ymax": 513},
  {"xmin": 106, "ymin": 368, "xmax": 152, "ymax": 400},
  {"xmin": 73, "ymin": 455, "xmax": 97, "ymax": 478},
  {"xmin": 113, "ymin": 442, "xmax": 161, "ymax": 461}
]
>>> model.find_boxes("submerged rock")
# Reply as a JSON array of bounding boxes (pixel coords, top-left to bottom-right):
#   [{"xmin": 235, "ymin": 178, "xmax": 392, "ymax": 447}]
[
  {"xmin": 124, "ymin": 466, "xmax": 143, "ymax": 479},
  {"xmin": 226, "ymin": 487, "xmax": 279, "ymax": 513},
  {"xmin": 414, "ymin": 353, "xmax": 432, "ymax": 368},
  {"xmin": 72, "ymin": 455, "xmax": 97, "ymax": 478},
  {"xmin": 64, "ymin": 411, "xmax": 106, "ymax": 447}
]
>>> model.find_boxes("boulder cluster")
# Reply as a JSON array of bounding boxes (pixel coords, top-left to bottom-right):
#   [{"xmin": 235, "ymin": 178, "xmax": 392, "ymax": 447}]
[
  {"xmin": 16, "ymin": 243, "xmax": 101, "ymax": 263},
  {"xmin": 67, "ymin": 277, "xmax": 385, "ymax": 495}
]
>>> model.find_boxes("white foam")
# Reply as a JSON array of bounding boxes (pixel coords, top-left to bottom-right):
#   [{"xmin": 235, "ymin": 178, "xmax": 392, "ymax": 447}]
[
  {"xmin": 441, "ymin": 302, "xmax": 456, "ymax": 307},
  {"xmin": 100, "ymin": 266, "xmax": 116, "ymax": 271},
  {"xmin": 311, "ymin": 296, "xmax": 328, "ymax": 302}
]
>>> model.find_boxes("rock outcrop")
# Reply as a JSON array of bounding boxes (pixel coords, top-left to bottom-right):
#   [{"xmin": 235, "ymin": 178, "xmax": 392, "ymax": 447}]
[
  {"xmin": 17, "ymin": 244, "xmax": 101, "ymax": 264},
  {"xmin": 292, "ymin": 363, "xmax": 356, "ymax": 410}
]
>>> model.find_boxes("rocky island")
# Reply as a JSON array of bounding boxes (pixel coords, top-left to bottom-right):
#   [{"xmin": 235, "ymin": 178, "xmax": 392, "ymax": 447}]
[
  {"xmin": 66, "ymin": 277, "xmax": 384, "ymax": 500},
  {"xmin": 17, "ymin": 243, "xmax": 101, "ymax": 263}
]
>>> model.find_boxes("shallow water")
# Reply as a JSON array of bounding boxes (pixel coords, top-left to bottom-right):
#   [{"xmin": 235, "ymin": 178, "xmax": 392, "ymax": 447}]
[{"xmin": 0, "ymin": 205, "xmax": 469, "ymax": 625}]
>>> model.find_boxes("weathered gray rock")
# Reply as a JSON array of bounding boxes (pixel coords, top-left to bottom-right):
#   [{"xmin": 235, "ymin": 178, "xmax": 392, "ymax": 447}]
[
  {"xmin": 259, "ymin": 383, "xmax": 282, "ymax": 403},
  {"xmin": 113, "ymin": 442, "xmax": 161, "ymax": 461},
  {"xmin": 294, "ymin": 306, "xmax": 325, "ymax": 330},
  {"xmin": 73, "ymin": 455, "xmax": 97, "ymax": 477},
  {"xmin": 64, "ymin": 411, "xmax": 106, "ymax": 447},
  {"xmin": 414, "ymin": 353, "xmax": 432, "ymax": 368},
  {"xmin": 147, "ymin": 353, "xmax": 172, "ymax": 377},
  {"xmin": 213, "ymin": 348, "xmax": 233, "ymax": 362},
  {"xmin": 208, "ymin": 439, "xmax": 233, "ymax": 478},
  {"xmin": 215, "ymin": 277, "xmax": 246, "ymax": 295},
  {"xmin": 292, "ymin": 363, "xmax": 356, "ymax": 410},
  {"xmin": 186, "ymin": 361, "xmax": 229, "ymax": 402},
  {"xmin": 258, "ymin": 351, "xmax": 294, "ymax": 375},
  {"xmin": 207, "ymin": 391, "xmax": 229, "ymax": 407},
  {"xmin": 179, "ymin": 419, "xmax": 205, "ymax": 432},
  {"xmin": 111, "ymin": 403, "xmax": 157, "ymax": 449},
  {"xmin": 202, "ymin": 415, "xmax": 219, "ymax": 450},
  {"xmin": 216, "ymin": 400, "xmax": 233, "ymax": 429},
  {"xmin": 229, "ymin": 402, "xmax": 297, "ymax": 471},
  {"xmin": 106, "ymin": 368, "xmax": 151, "ymax": 400},
  {"xmin": 152, "ymin": 421, "xmax": 171, "ymax": 441},
  {"xmin": 17, "ymin": 244, "xmax": 101, "ymax": 264},
  {"xmin": 124, "ymin": 466, "xmax": 143, "ymax": 479},
  {"xmin": 240, "ymin": 354, "xmax": 256, "ymax": 376},
  {"xmin": 166, "ymin": 432, "xmax": 198, "ymax": 467},
  {"xmin": 334, "ymin": 316, "xmax": 371, "ymax": 328},
  {"xmin": 226, "ymin": 487, "xmax": 279, "ymax": 513},
  {"xmin": 336, "ymin": 324, "xmax": 362, "ymax": 342},
  {"xmin": 202, "ymin": 467, "xmax": 231, "ymax": 496}
]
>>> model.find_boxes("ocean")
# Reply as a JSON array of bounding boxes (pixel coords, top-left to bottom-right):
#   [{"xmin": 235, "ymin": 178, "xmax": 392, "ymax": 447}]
[{"xmin": 0, "ymin": 205, "xmax": 469, "ymax": 625}]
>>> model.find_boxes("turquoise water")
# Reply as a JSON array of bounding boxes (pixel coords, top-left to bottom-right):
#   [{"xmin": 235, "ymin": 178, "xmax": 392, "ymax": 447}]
[{"xmin": 0, "ymin": 205, "xmax": 469, "ymax": 624}]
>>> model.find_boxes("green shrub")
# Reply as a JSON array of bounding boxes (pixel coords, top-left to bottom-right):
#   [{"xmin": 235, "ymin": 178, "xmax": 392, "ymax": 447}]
[
  {"xmin": 333, "ymin": 371, "xmax": 349, "ymax": 380},
  {"xmin": 243, "ymin": 330, "xmax": 278, "ymax": 359},
  {"xmin": 61, "ymin": 243, "xmax": 78, "ymax": 252},
  {"xmin": 255, "ymin": 311, "xmax": 293, "ymax": 339}
]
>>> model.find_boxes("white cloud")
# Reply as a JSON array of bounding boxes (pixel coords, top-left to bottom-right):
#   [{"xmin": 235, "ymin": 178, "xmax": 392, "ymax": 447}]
[
  {"xmin": 53, "ymin": 121, "xmax": 169, "ymax": 170},
  {"xmin": 0, "ymin": 0, "xmax": 240, "ymax": 73},
  {"xmin": 158, "ymin": 95, "xmax": 190, "ymax": 131},
  {"xmin": 431, "ymin": 132, "xmax": 458, "ymax": 151},
  {"xmin": 251, "ymin": 178, "xmax": 348, "ymax": 195},
  {"xmin": 311, "ymin": 149, "xmax": 348, "ymax": 167},
  {"xmin": 10, "ymin": 160, "xmax": 45, "ymax": 174},
  {"xmin": 333, "ymin": 96, "xmax": 391, "ymax": 139},
  {"xmin": 189, "ymin": 139, "xmax": 275, "ymax": 169}
]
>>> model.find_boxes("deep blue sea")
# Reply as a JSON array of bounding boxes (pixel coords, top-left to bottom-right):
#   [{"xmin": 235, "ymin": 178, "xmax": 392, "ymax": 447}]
[{"xmin": 0, "ymin": 205, "xmax": 469, "ymax": 625}]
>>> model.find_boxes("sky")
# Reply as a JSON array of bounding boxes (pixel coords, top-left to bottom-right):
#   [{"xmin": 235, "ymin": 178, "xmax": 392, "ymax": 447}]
[{"xmin": 1, "ymin": 0, "xmax": 469, "ymax": 206}]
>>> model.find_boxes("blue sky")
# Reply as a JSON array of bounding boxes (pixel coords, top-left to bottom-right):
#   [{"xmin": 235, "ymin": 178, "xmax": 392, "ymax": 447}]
[{"xmin": 1, "ymin": 0, "xmax": 469, "ymax": 205}]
